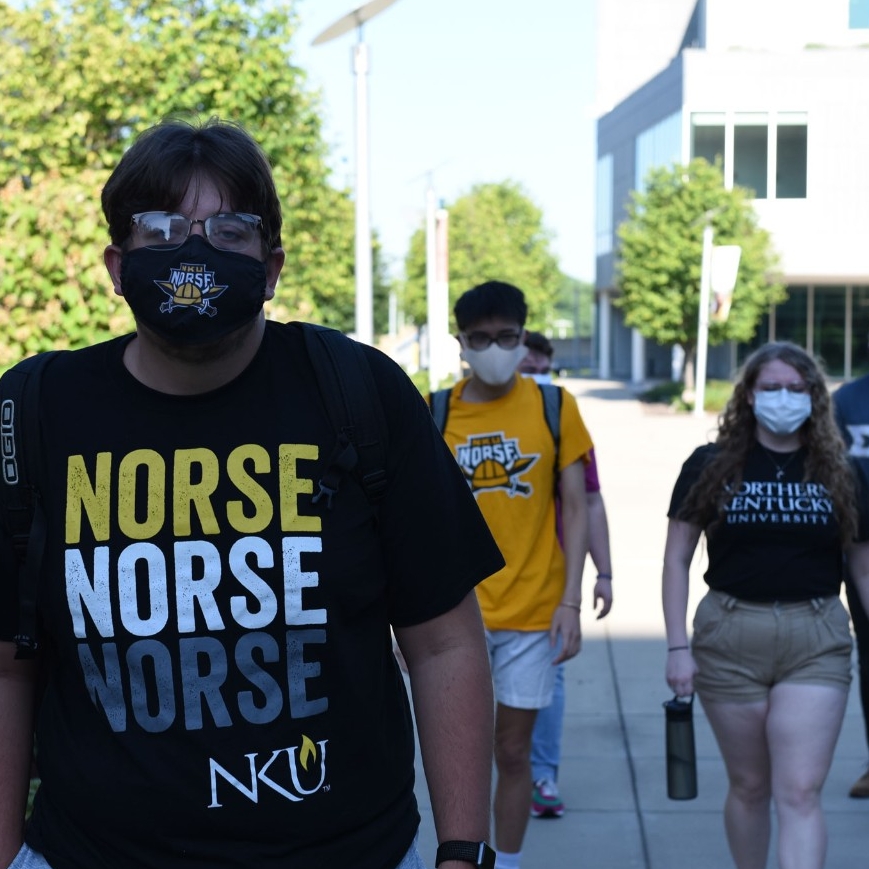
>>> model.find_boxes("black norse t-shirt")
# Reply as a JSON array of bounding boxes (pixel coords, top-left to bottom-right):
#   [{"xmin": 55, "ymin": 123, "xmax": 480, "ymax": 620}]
[
  {"xmin": 668, "ymin": 442, "xmax": 869, "ymax": 602},
  {"xmin": 0, "ymin": 322, "xmax": 504, "ymax": 869}
]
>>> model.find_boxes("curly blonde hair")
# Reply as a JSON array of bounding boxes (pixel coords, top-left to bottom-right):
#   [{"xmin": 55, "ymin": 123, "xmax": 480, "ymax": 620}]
[{"xmin": 678, "ymin": 341, "xmax": 857, "ymax": 541}]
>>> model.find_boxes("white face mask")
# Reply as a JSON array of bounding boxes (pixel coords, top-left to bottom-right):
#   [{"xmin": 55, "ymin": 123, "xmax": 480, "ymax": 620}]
[
  {"xmin": 522, "ymin": 371, "xmax": 553, "ymax": 385},
  {"xmin": 752, "ymin": 388, "xmax": 812, "ymax": 435},
  {"xmin": 462, "ymin": 343, "xmax": 528, "ymax": 386}
]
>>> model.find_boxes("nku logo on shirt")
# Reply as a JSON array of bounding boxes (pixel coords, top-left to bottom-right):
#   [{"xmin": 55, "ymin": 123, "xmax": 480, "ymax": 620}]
[
  {"xmin": 155, "ymin": 261, "xmax": 228, "ymax": 317},
  {"xmin": 209, "ymin": 734, "xmax": 329, "ymax": 807},
  {"xmin": 455, "ymin": 432, "xmax": 539, "ymax": 497}
]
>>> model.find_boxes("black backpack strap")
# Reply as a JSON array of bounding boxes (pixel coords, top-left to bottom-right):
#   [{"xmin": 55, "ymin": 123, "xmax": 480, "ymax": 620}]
[
  {"xmin": 300, "ymin": 324, "xmax": 389, "ymax": 508},
  {"xmin": 0, "ymin": 350, "xmax": 63, "ymax": 659},
  {"xmin": 431, "ymin": 382, "xmax": 558, "ymax": 457},
  {"xmin": 537, "ymin": 382, "xmax": 562, "ymax": 474},
  {"xmin": 429, "ymin": 388, "xmax": 452, "ymax": 434}
]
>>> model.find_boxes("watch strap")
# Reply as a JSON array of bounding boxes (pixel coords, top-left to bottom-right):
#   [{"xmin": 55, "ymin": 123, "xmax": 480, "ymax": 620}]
[{"xmin": 435, "ymin": 840, "xmax": 495, "ymax": 868}]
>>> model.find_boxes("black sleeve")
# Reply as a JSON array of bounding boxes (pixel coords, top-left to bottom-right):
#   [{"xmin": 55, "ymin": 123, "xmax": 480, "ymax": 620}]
[
  {"xmin": 667, "ymin": 444, "xmax": 718, "ymax": 521},
  {"xmin": 833, "ymin": 392, "xmax": 851, "ymax": 446},
  {"xmin": 852, "ymin": 457, "xmax": 869, "ymax": 542},
  {"xmin": 361, "ymin": 346, "xmax": 505, "ymax": 627}
]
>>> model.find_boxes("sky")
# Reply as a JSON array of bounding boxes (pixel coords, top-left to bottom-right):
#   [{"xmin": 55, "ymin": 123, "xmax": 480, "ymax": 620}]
[{"xmin": 291, "ymin": 0, "xmax": 598, "ymax": 282}]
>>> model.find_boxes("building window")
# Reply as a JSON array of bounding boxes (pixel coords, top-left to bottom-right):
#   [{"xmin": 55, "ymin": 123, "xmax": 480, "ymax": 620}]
[
  {"xmin": 814, "ymin": 287, "xmax": 847, "ymax": 377},
  {"xmin": 596, "ymin": 154, "xmax": 614, "ymax": 256},
  {"xmin": 775, "ymin": 286, "xmax": 808, "ymax": 348},
  {"xmin": 634, "ymin": 111, "xmax": 682, "ymax": 192},
  {"xmin": 850, "ymin": 0, "xmax": 869, "ymax": 28},
  {"xmin": 776, "ymin": 113, "xmax": 808, "ymax": 199},
  {"xmin": 691, "ymin": 112, "xmax": 725, "ymax": 166},
  {"xmin": 852, "ymin": 286, "xmax": 869, "ymax": 376},
  {"xmin": 690, "ymin": 112, "xmax": 807, "ymax": 200},
  {"xmin": 733, "ymin": 113, "xmax": 768, "ymax": 199}
]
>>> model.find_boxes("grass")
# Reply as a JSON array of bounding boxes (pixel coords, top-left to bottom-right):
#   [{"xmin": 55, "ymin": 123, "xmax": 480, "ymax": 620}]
[{"xmin": 640, "ymin": 379, "xmax": 733, "ymax": 413}]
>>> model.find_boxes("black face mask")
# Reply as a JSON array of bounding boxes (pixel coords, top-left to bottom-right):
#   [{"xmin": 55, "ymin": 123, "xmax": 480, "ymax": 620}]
[{"xmin": 120, "ymin": 235, "xmax": 267, "ymax": 346}]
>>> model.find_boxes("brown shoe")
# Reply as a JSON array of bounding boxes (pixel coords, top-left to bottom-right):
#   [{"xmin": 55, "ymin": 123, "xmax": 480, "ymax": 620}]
[{"xmin": 849, "ymin": 768, "xmax": 869, "ymax": 798}]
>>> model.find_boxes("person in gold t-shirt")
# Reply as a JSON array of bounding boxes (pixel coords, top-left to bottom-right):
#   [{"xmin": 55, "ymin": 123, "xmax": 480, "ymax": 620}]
[{"xmin": 436, "ymin": 281, "xmax": 603, "ymax": 869}]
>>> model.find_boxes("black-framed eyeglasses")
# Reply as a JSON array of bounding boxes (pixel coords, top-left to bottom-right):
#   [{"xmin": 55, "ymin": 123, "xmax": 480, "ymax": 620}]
[
  {"xmin": 130, "ymin": 211, "xmax": 263, "ymax": 252},
  {"xmin": 462, "ymin": 330, "xmax": 523, "ymax": 351}
]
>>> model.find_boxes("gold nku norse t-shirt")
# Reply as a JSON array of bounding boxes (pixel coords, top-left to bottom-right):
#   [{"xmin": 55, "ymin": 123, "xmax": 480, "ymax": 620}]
[{"xmin": 439, "ymin": 375, "xmax": 593, "ymax": 631}]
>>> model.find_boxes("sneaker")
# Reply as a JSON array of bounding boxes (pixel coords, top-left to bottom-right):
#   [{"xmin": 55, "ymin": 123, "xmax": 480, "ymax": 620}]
[
  {"xmin": 849, "ymin": 767, "xmax": 869, "ymax": 798},
  {"xmin": 531, "ymin": 777, "xmax": 565, "ymax": 818}
]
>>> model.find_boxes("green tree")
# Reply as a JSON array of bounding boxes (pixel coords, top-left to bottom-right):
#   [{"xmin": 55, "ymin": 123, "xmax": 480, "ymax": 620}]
[
  {"xmin": 372, "ymin": 238, "xmax": 395, "ymax": 337},
  {"xmin": 614, "ymin": 158, "xmax": 786, "ymax": 387},
  {"xmin": 0, "ymin": 0, "xmax": 357, "ymax": 364},
  {"xmin": 553, "ymin": 275, "xmax": 594, "ymax": 338},
  {"xmin": 401, "ymin": 181, "xmax": 564, "ymax": 329}
]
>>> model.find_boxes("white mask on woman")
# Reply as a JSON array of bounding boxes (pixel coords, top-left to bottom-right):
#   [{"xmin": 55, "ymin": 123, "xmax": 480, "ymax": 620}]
[
  {"xmin": 752, "ymin": 388, "xmax": 812, "ymax": 435},
  {"xmin": 462, "ymin": 344, "xmax": 528, "ymax": 386}
]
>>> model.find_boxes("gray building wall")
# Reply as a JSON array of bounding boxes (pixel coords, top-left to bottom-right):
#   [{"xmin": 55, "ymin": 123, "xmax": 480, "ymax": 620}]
[
  {"xmin": 594, "ymin": 0, "xmax": 698, "ymax": 115},
  {"xmin": 594, "ymin": 0, "xmax": 869, "ymax": 383},
  {"xmin": 596, "ymin": 58, "xmax": 685, "ymax": 290}
]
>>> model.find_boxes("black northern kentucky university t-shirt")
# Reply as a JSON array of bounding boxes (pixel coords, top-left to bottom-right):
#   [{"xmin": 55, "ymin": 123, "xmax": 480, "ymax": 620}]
[
  {"xmin": 0, "ymin": 323, "xmax": 504, "ymax": 869},
  {"xmin": 668, "ymin": 442, "xmax": 869, "ymax": 602}
]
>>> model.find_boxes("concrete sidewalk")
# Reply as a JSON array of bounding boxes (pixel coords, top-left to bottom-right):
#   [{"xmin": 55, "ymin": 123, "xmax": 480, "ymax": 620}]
[{"xmin": 413, "ymin": 378, "xmax": 868, "ymax": 869}]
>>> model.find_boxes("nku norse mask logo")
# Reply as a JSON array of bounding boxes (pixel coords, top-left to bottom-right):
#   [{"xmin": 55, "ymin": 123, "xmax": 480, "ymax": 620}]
[
  {"xmin": 120, "ymin": 236, "xmax": 268, "ymax": 345},
  {"xmin": 155, "ymin": 261, "xmax": 227, "ymax": 317}
]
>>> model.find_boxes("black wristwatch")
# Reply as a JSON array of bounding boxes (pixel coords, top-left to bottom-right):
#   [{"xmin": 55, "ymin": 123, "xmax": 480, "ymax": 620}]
[{"xmin": 435, "ymin": 840, "xmax": 496, "ymax": 868}]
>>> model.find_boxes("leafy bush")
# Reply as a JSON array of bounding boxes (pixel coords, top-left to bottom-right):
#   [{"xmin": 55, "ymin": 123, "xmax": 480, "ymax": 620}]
[
  {"xmin": 407, "ymin": 370, "xmax": 459, "ymax": 396},
  {"xmin": 640, "ymin": 379, "xmax": 733, "ymax": 413},
  {"xmin": 27, "ymin": 778, "xmax": 39, "ymax": 819},
  {"xmin": 638, "ymin": 381, "xmax": 684, "ymax": 405}
]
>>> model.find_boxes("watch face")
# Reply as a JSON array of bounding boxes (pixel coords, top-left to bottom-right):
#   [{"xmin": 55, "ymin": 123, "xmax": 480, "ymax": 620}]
[{"xmin": 479, "ymin": 842, "xmax": 496, "ymax": 869}]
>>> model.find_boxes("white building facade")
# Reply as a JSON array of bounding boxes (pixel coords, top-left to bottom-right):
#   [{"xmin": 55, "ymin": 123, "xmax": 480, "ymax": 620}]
[{"xmin": 595, "ymin": 0, "xmax": 869, "ymax": 382}]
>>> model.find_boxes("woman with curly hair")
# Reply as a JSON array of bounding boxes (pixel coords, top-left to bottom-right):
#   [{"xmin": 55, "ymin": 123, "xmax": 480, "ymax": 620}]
[{"xmin": 662, "ymin": 341, "xmax": 869, "ymax": 869}]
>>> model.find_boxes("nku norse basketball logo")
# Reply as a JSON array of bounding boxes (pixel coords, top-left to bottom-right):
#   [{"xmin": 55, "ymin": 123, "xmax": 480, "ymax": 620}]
[
  {"xmin": 455, "ymin": 432, "xmax": 539, "ymax": 497},
  {"xmin": 155, "ymin": 261, "xmax": 228, "ymax": 317}
]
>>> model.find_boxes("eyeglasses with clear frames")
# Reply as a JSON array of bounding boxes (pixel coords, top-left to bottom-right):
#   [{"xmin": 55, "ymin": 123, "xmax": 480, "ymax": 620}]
[
  {"xmin": 130, "ymin": 211, "xmax": 263, "ymax": 252},
  {"xmin": 462, "ymin": 330, "xmax": 523, "ymax": 351}
]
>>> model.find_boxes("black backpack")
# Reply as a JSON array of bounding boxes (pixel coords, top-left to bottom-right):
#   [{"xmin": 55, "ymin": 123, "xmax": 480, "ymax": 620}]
[
  {"xmin": 429, "ymin": 381, "xmax": 563, "ymax": 468},
  {"xmin": 0, "ymin": 324, "xmax": 388, "ymax": 660}
]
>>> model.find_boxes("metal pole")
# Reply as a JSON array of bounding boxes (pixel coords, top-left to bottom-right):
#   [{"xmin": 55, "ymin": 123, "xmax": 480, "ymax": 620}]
[
  {"xmin": 694, "ymin": 220, "xmax": 714, "ymax": 417},
  {"xmin": 432, "ymin": 204, "xmax": 450, "ymax": 387},
  {"xmin": 353, "ymin": 41, "xmax": 373, "ymax": 345},
  {"xmin": 425, "ymin": 183, "xmax": 437, "ymax": 389}
]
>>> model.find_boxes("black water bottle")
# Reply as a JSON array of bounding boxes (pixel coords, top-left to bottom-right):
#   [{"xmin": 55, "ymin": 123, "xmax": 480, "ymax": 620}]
[{"xmin": 663, "ymin": 694, "xmax": 697, "ymax": 800}]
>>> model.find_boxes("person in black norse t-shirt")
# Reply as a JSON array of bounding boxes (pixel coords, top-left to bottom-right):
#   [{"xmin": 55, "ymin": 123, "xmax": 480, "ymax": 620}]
[{"xmin": 0, "ymin": 119, "xmax": 503, "ymax": 869}]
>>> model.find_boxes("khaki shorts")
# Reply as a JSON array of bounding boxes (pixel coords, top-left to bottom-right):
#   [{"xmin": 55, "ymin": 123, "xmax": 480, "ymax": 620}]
[{"xmin": 691, "ymin": 589, "xmax": 853, "ymax": 703}]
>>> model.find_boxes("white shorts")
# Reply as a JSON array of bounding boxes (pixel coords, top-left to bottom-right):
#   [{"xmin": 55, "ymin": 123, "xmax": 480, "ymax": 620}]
[{"xmin": 486, "ymin": 629, "xmax": 561, "ymax": 709}]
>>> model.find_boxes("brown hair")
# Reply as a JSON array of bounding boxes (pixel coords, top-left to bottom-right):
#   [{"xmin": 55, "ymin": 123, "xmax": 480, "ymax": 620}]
[
  {"xmin": 678, "ymin": 341, "xmax": 857, "ymax": 541},
  {"xmin": 524, "ymin": 330, "xmax": 554, "ymax": 358},
  {"xmin": 101, "ymin": 118, "xmax": 282, "ymax": 251}
]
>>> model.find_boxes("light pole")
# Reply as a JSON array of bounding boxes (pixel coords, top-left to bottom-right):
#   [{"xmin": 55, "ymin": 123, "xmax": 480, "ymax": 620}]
[
  {"xmin": 693, "ymin": 218, "xmax": 715, "ymax": 418},
  {"xmin": 312, "ymin": 0, "xmax": 401, "ymax": 346},
  {"xmin": 694, "ymin": 213, "xmax": 741, "ymax": 417},
  {"xmin": 424, "ymin": 180, "xmax": 453, "ymax": 392}
]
